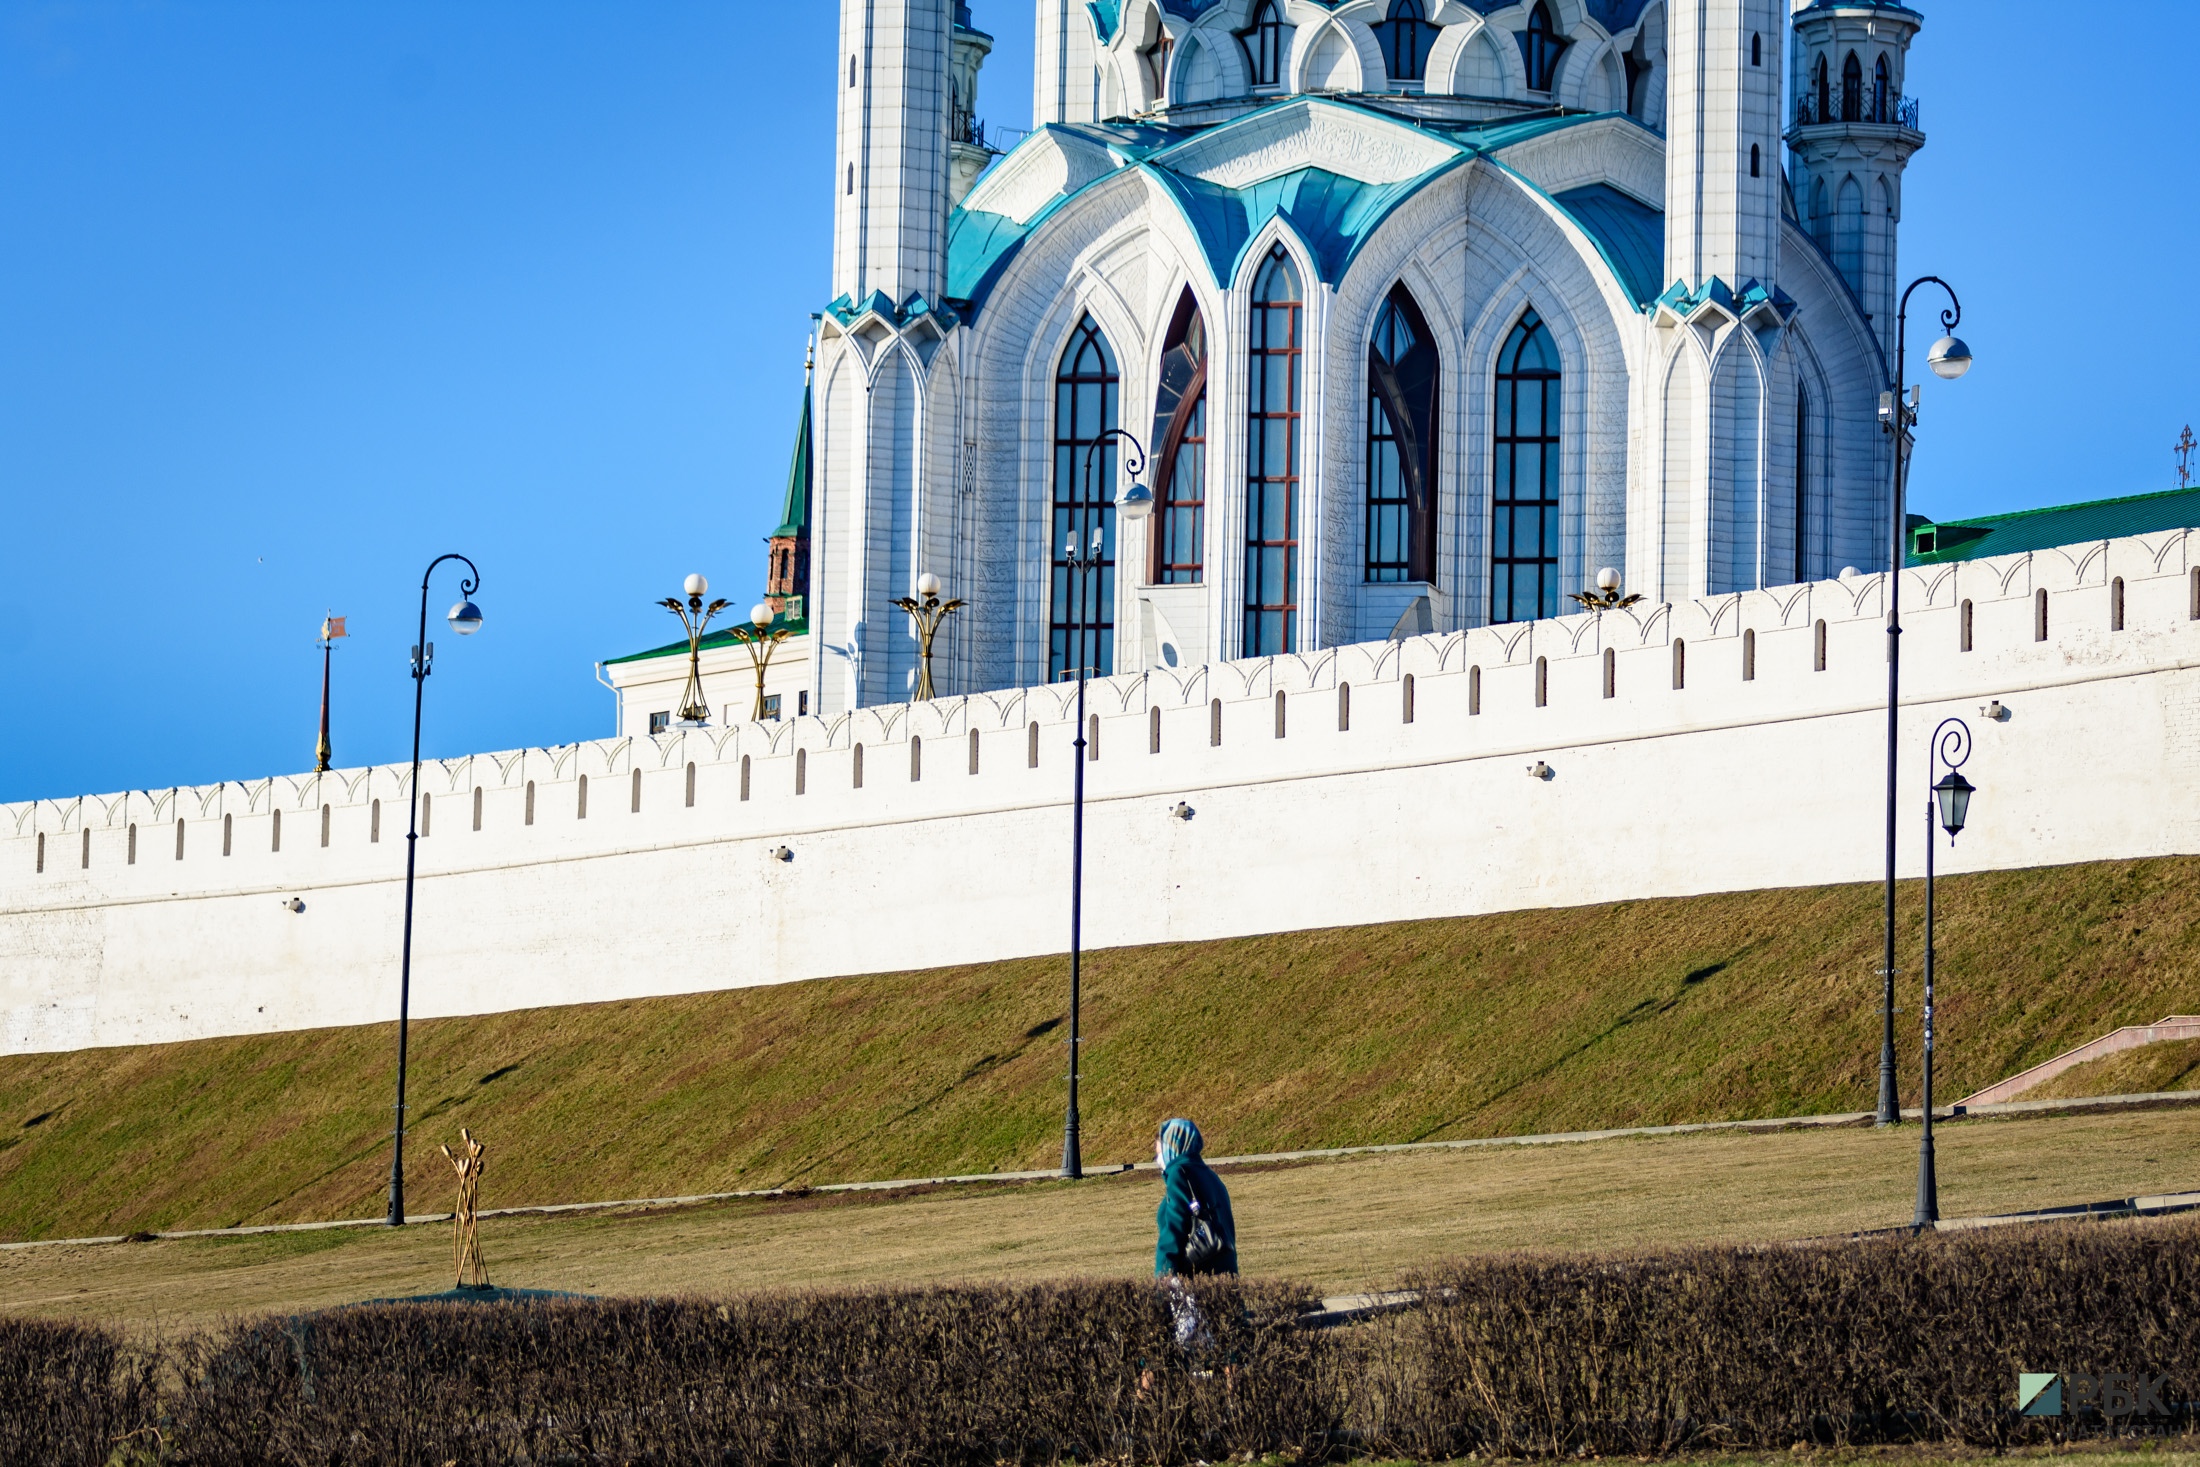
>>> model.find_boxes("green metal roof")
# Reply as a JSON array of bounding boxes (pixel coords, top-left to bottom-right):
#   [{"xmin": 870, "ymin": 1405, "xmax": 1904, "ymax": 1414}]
[
  {"xmin": 775, "ymin": 381, "xmax": 812, "ymax": 539},
  {"xmin": 603, "ymin": 613, "xmax": 808, "ymax": 669},
  {"xmin": 1909, "ymin": 486, "xmax": 2200, "ymax": 566},
  {"xmin": 946, "ymin": 103, "xmax": 1655, "ymax": 319}
]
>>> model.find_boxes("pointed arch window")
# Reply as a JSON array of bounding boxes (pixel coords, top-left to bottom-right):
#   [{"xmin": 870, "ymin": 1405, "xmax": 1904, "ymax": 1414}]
[
  {"xmin": 1366, "ymin": 285, "xmax": 1439, "ymax": 583},
  {"xmin": 1241, "ymin": 1, "xmax": 1287, "ymax": 88},
  {"xmin": 1814, "ymin": 55, "xmax": 1830, "ymax": 122},
  {"xmin": 1492, "ymin": 310, "xmax": 1562, "ymax": 624},
  {"xmin": 1245, "ymin": 247, "xmax": 1303, "ymax": 657},
  {"xmin": 1050, "ymin": 316, "xmax": 1119, "ymax": 681},
  {"xmin": 1520, "ymin": 3, "xmax": 1569, "ymax": 92},
  {"xmin": 1150, "ymin": 290, "xmax": 1207, "ymax": 584},
  {"xmin": 1374, "ymin": 0, "xmax": 1440, "ymax": 85},
  {"xmin": 1872, "ymin": 54, "xmax": 1890, "ymax": 122},
  {"xmin": 1841, "ymin": 51, "xmax": 1863, "ymax": 121}
]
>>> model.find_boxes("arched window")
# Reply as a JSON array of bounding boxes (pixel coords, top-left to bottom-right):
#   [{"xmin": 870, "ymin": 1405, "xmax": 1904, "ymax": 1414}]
[
  {"xmin": 1151, "ymin": 290, "xmax": 1207, "ymax": 584},
  {"xmin": 1088, "ymin": 714, "xmax": 1101, "ymax": 760},
  {"xmin": 630, "ymin": 768, "xmax": 643, "ymax": 813},
  {"xmin": 853, "ymin": 743, "xmax": 865, "ymax": 788},
  {"xmin": 1672, "ymin": 638, "xmax": 1686, "ymax": 690},
  {"xmin": 1367, "ymin": 285, "xmax": 1439, "ymax": 584},
  {"xmin": 1841, "ymin": 51, "xmax": 1862, "ymax": 122},
  {"xmin": 1210, "ymin": 697, "xmax": 1223, "ymax": 745},
  {"xmin": 1750, "ymin": 144, "xmax": 1760, "ymax": 178},
  {"xmin": 1402, "ymin": 673, "xmax": 1417, "ymax": 723},
  {"xmin": 1872, "ymin": 54, "xmax": 1890, "ymax": 122},
  {"xmin": 271, "ymin": 808, "xmax": 282, "ymax": 852},
  {"xmin": 1742, "ymin": 628, "xmax": 1757, "ymax": 681},
  {"xmin": 1492, "ymin": 310, "xmax": 1562, "ymax": 624},
  {"xmin": 1814, "ymin": 56, "xmax": 1830, "ymax": 122},
  {"xmin": 1051, "ymin": 316, "xmax": 1120, "ymax": 681},
  {"xmin": 846, "ymin": 164, "xmax": 855, "ymax": 196},
  {"xmin": 1468, "ymin": 664, "xmax": 1482, "ymax": 714},
  {"xmin": 1241, "ymin": 0, "xmax": 1287, "ymax": 87},
  {"xmin": 320, "ymin": 803, "xmax": 331, "ymax": 847},
  {"xmin": 2035, "ymin": 588, "xmax": 2049, "ymax": 641},
  {"xmin": 128, "ymin": 822, "xmax": 138, "ymax": 864},
  {"xmin": 1338, "ymin": 681, "xmax": 1352, "ymax": 731},
  {"xmin": 1273, "ymin": 690, "xmax": 1288, "ymax": 738},
  {"xmin": 796, "ymin": 748, "xmax": 808, "ymax": 794},
  {"xmin": 1521, "ymin": 3, "xmax": 1569, "ymax": 92},
  {"xmin": 525, "ymin": 780, "xmax": 536, "ymax": 825},
  {"xmin": 223, "ymin": 812, "xmax": 233, "ymax": 856},
  {"xmin": 577, "ymin": 775, "xmax": 588, "ymax": 818},
  {"xmin": 684, "ymin": 761, "xmax": 697, "ymax": 807},
  {"xmin": 968, "ymin": 729, "xmax": 981, "ymax": 773},
  {"xmin": 1960, "ymin": 599, "xmax": 1974, "ymax": 652},
  {"xmin": 1750, "ymin": 32, "xmax": 1762, "ymax": 67},
  {"xmin": 472, "ymin": 785, "xmax": 483, "ymax": 830},
  {"xmin": 1374, "ymin": 0, "xmax": 1439, "ymax": 84},
  {"xmin": 1245, "ymin": 247, "xmax": 1304, "ymax": 656},
  {"xmin": 740, "ymin": 756, "xmax": 752, "ymax": 800},
  {"xmin": 1027, "ymin": 720, "xmax": 1040, "ymax": 768},
  {"xmin": 910, "ymin": 736, "xmax": 922, "ymax": 782},
  {"xmin": 2111, "ymin": 576, "xmax": 2126, "ymax": 632},
  {"xmin": 1150, "ymin": 705, "xmax": 1162, "ymax": 753},
  {"xmin": 1534, "ymin": 655, "xmax": 1549, "ymax": 707},
  {"xmin": 1601, "ymin": 647, "xmax": 1616, "ymax": 699},
  {"xmin": 1814, "ymin": 618, "xmax": 1829, "ymax": 670}
]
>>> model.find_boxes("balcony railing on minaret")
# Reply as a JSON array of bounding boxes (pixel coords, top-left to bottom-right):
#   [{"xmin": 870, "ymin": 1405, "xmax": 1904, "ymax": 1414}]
[{"xmin": 1794, "ymin": 91, "xmax": 1921, "ymax": 130}]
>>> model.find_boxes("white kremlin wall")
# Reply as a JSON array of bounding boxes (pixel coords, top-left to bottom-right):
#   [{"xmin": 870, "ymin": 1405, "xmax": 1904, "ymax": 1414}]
[{"xmin": 8, "ymin": 530, "xmax": 2200, "ymax": 1057}]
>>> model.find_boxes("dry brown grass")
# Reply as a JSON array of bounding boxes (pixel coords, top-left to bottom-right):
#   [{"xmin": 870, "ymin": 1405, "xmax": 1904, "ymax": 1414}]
[
  {"xmin": 2035, "ymin": 1039, "xmax": 2200, "ymax": 1100},
  {"xmin": 3, "ymin": 1105, "xmax": 2192, "ymax": 1334},
  {"xmin": 6, "ymin": 856, "xmax": 2200, "ymax": 1243}
]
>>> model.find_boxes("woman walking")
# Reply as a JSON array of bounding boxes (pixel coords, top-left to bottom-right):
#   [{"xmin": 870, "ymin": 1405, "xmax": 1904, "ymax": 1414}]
[{"xmin": 1153, "ymin": 1117, "xmax": 1236, "ymax": 1278}]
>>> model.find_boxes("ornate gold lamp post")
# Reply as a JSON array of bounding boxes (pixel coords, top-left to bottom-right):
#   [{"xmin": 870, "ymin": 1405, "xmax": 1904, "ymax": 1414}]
[
  {"xmin": 891, "ymin": 572, "xmax": 965, "ymax": 700},
  {"xmin": 659, "ymin": 573, "xmax": 731, "ymax": 727},
  {"xmin": 1568, "ymin": 566, "xmax": 1643, "ymax": 612},
  {"xmin": 730, "ymin": 602, "xmax": 794, "ymax": 722}
]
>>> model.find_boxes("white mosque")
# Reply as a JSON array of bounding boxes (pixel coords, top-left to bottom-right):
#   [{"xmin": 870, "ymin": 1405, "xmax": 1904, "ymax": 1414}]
[{"xmin": 801, "ymin": 0, "xmax": 1928, "ymax": 712}]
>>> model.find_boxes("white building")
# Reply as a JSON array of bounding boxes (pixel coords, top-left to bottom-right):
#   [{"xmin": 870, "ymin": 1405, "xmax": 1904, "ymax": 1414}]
[{"xmin": 806, "ymin": 0, "xmax": 1925, "ymax": 715}]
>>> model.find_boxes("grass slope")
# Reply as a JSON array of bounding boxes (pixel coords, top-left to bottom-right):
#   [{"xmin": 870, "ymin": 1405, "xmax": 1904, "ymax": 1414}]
[{"xmin": 4, "ymin": 857, "xmax": 2199, "ymax": 1240}]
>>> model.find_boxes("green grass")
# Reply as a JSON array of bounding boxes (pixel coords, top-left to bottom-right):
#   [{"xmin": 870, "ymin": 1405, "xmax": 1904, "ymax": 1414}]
[{"xmin": 5, "ymin": 856, "xmax": 2200, "ymax": 1241}]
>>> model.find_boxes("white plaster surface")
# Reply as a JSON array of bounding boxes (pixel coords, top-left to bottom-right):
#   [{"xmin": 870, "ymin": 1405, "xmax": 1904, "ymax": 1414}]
[{"xmin": 8, "ymin": 534, "xmax": 2197, "ymax": 1056}]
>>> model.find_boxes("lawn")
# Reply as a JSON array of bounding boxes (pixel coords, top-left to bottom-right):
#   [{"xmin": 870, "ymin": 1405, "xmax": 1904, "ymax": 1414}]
[{"xmin": 4, "ymin": 855, "xmax": 2198, "ymax": 1240}]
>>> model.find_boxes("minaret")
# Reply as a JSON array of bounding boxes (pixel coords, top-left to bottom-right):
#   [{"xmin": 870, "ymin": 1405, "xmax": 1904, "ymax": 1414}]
[
  {"xmin": 949, "ymin": 4, "xmax": 995, "ymax": 207},
  {"xmin": 1786, "ymin": 0, "xmax": 1926, "ymax": 358},
  {"xmin": 1663, "ymin": 0, "xmax": 1786, "ymax": 296},
  {"xmin": 1032, "ymin": 0, "xmax": 1100, "ymax": 126},
  {"xmin": 833, "ymin": 0, "xmax": 955, "ymax": 316}
]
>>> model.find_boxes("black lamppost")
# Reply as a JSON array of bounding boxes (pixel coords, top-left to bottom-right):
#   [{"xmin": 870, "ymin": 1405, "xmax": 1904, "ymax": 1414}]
[
  {"xmin": 1914, "ymin": 717, "xmax": 1975, "ymax": 1229},
  {"xmin": 1060, "ymin": 427, "xmax": 1151, "ymax": 1181},
  {"xmin": 1875, "ymin": 278, "xmax": 1974, "ymax": 1126},
  {"xmin": 387, "ymin": 554, "xmax": 484, "ymax": 1227}
]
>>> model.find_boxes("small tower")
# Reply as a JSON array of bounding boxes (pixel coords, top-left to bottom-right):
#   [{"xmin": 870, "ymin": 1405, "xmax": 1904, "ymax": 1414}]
[
  {"xmin": 765, "ymin": 338, "xmax": 814, "ymax": 623},
  {"xmin": 1786, "ymin": 0, "xmax": 1926, "ymax": 359},
  {"xmin": 833, "ymin": 0, "xmax": 955, "ymax": 316},
  {"xmin": 1662, "ymin": 0, "xmax": 1786, "ymax": 298},
  {"xmin": 949, "ymin": 3, "xmax": 995, "ymax": 208}
]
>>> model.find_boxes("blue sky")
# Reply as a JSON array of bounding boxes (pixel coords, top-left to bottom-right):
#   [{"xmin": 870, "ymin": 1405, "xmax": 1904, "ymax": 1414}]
[{"xmin": 1, "ymin": 1, "xmax": 2192, "ymax": 804}]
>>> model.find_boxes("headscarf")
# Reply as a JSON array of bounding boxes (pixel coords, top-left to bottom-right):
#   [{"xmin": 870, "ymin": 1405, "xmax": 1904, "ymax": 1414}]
[{"xmin": 1156, "ymin": 1117, "xmax": 1204, "ymax": 1166}]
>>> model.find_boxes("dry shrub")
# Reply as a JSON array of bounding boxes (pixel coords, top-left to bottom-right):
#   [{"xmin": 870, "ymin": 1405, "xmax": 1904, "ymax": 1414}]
[
  {"xmin": 1371, "ymin": 1217, "xmax": 2200, "ymax": 1458},
  {"xmin": 161, "ymin": 1278, "xmax": 1331, "ymax": 1465},
  {"xmin": 0, "ymin": 1314, "xmax": 155, "ymax": 1466},
  {"xmin": 17, "ymin": 1216, "xmax": 2197, "ymax": 1463}
]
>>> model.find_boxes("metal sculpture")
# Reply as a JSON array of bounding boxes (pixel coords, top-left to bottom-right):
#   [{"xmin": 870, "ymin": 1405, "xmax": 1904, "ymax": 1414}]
[{"xmin": 440, "ymin": 1127, "xmax": 490, "ymax": 1291}]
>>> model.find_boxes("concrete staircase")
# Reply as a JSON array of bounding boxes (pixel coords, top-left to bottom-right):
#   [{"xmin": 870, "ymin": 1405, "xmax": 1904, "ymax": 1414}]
[{"xmin": 1958, "ymin": 1016, "xmax": 2200, "ymax": 1108}]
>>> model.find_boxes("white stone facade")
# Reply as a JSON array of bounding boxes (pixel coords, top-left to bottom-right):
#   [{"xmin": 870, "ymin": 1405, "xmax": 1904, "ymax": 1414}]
[
  {"xmin": 9, "ymin": 533, "xmax": 2200, "ymax": 1056},
  {"xmin": 811, "ymin": 0, "xmax": 1925, "ymax": 717}
]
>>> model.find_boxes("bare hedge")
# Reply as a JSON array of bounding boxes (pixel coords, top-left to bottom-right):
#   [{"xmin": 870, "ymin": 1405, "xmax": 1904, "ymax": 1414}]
[{"xmin": 6, "ymin": 1216, "xmax": 2195, "ymax": 1463}]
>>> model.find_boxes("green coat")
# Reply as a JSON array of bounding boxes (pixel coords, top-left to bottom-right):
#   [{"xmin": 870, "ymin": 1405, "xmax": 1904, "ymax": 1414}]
[{"xmin": 1154, "ymin": 1156, "xmax": 1238, "ymax": 1276}]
